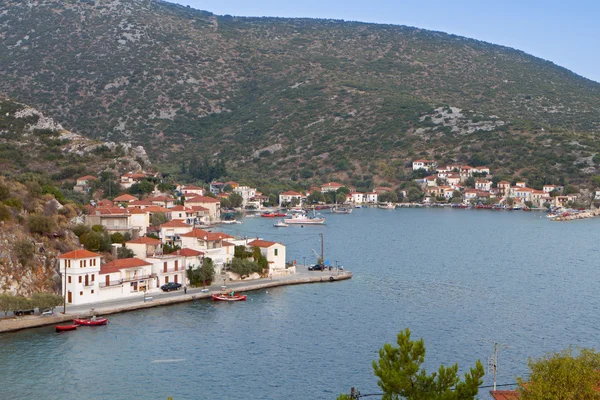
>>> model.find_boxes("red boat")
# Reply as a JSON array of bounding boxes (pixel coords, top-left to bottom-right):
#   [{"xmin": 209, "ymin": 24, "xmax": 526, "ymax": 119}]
[
  {"xmin": 274, "ymin": 212, "xmax": 288, "ymax": 217},
  {"xmin": 73, "ymin": 317, "xmax": 109, "ymax": 326},
  {"xmin": 56, "ymin": 324, "xmax": 78, "ymax": 332},
  {"xmin": 260, "ymin": 212, "xmax": 275, "ymax": 218},
  {"xmin": 211, "ymin": 293, "xmax": 247, "ymax": 302}
]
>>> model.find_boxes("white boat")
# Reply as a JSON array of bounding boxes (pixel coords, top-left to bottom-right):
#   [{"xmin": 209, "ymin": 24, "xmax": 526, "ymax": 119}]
[
  {"xmin": 284, "ymin": 213, "xmax": 326, "ymax": 225},
  {"xmin": 378, "ymin": 202, "xmax": 396, "ymax": 209},
  {"xmin": 273, "ymin": 219, "xmax": 289, "ymax": 227},
  {"xmin": 331, "ymin": 207, "xmax": 353, "ymax": 214}
]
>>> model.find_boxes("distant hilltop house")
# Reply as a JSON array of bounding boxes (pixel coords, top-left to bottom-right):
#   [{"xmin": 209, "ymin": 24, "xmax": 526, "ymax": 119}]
[
  {"xmin": 120, "ymin": 171, "xmax": 157, "ymax": 189},
  {"xmin": 209, "ymin": 181, "xmax": 225, "ymax": 194},
  {"xmin": 73, "ymin": 175, "xmax": 98, "ymax": 193},
  {"xmin": 180, "ymin": 185, "xmax": 205, "ymax": 199},
  {"xmin": 412, "ymin": 159, "xmax": 437, "ymax": 171}
]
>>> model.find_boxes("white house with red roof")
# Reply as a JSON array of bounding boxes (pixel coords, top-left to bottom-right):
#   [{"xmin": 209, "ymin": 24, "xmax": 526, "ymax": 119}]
[
  {"xmin": 412, "ymin": 159, "xmax": 437, "ymax": 171},
  {"xmin": 321, "ymin": 182, "xmax": 343, "ymax": 193},
  {"xmin": 98, "ymin": 258, "xmax": 155, "ymax": 300},
  {"xmin": 58, "ymin": 249, "xmax": 102, "ymax": 306},
  {"xmin": 125, "ymin": 236, "xmax": 163, "ymax": 258},
  {"xmin": 350, "ymin": 192, "xmax": 365, "ymax": 204},
  {"xmin": 246, "ymin": 239, "xmax": 288, "ymax": 275},
  {"xmin": 181, "ymin": 185, "xmax": 205, "ymax": 199},
  {"xmin": 364, "ymin": 192, "xmax": 378, "ymax": 204},
  {"xmin": 113, "ymin": 194, "xmax": 139, "ymax": 204},
  {"xmin": 279, "ymin": 190, "xmax": 304, "ymax": 205},
  {"xmin": 159, "ymin": 220, "xmax": 193, "ymax": 247},
  {"xmin": 145, "ymin": 248, "xmax": 203, "ymax": 287},
  {"xmin": 147, "ymin": 195, "xmax": 176, "ymax": 209},
  {"xmin": 185, "ymin": 195, "xmax": 221, "ymax": 222},
  {"xmin": 120, "ymin": 172, "xmax": 151, "ymax": 189}
]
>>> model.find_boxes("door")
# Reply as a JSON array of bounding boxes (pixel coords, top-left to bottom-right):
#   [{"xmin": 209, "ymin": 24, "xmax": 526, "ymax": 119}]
[
  {"xmin": 85, "ymin": 275, "xmax": 89, "ymax": 286},
  {"xmin": 105, "ymin": 275, "xmax": 110, "ymax": 287},
  {"xmin": 67, "ymin": 291, "xmax": 72, "ymax": 303},
  {"xmin": 174, "ymin": 275, "xmax": 178, "ymax": 284}
]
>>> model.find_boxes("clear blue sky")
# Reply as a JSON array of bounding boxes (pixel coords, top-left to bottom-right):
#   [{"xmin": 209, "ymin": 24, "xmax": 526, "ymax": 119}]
[{"xmin": 170, "ymin": 0, "xmax": 600, "ymax": 83}]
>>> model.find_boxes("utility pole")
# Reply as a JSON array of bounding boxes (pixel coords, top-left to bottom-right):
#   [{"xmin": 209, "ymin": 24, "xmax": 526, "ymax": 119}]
[
  {"xmin": 486, "ymin": 341, "xmax": 508, "ymax": 391},
  {"xmin": 320, "ymin": 233, "xmax": 324, "ymax": 266}
]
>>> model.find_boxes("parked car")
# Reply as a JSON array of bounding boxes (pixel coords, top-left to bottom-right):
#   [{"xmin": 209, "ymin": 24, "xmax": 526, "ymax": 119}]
[
  {"xmin": 308, "ymin": 264, "xmax": 325, "ymax": 271},
  {"xmin": 13, "ymin": 309, "xmax": 35, "ymax": 316},
  {"xmin": 160, "ymin": 282, "xmax": 182, "ymax": 292}
]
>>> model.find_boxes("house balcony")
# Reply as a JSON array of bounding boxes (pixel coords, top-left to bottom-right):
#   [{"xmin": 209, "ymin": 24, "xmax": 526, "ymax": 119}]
[
  {"xmin": 100, "ymin": 274, "xmax": 153, "ymax": 288},
  {"xmin": 160, "ymin": 267, "xmax": 184, "ymax": 274}
]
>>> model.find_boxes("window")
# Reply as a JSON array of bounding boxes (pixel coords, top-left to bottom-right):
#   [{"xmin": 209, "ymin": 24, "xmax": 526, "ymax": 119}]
[
  {"xmin": 165, "ymin": 277, "xmax": 169, "ymax": 284},
  {"xmin": 84, "ymin": 260, "xmax": 87, "ymax": 268},
  {"xmin": 78, "ymin": 276, "xmax": 82, "ymax": 283},
  {"xmin": 79, "ymin": 260, "xmax": 83, "ymax": 268},
  {"xmin": 175, "ymin": 260, "xmax": 178, "ymax": 271},
  {"xmin": 91, "ymin": 274, "xmax": 95, "ymax": 282},
  {"xmin": 274, "ymin": 249, "xmax": 278, "ymax": 256},
  {"xmin": 67, "ymin": 260, "xmax": 71, "ymax": 268},
  {"xmin": 79, "ymin": 291, "xmax": 83, "ymax": 296},
  {"xmin": 68, "ymin": 276, "xmax": 72, "ymax": 284},
  {"xmin": 91, "ymin": 290, "xmax": 94, "ymax": 294},
  {"xmin": 164, "ymin": 262, "xmax": 167, "ymax": 273}
]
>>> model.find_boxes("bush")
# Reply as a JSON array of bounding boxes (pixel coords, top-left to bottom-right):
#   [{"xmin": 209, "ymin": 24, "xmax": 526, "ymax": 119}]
[
  {"xmin": 0, "ymin": 204, "xmax": 10, "ymax": 222},
  {"xmin": 117, "ymin": 246, "xmax": 134, "ymax": 259},
  {"xmin": 14, "ymin": 240, "xmax": 35, "ymax": 266},
  {"xmin": 28, "ymin": 214, "xmax": 57, "ymax": 235},
  {"xmin": 111, "ymin": 232, "xmax": 125, "ymax": 244},
  {"xmin": 71, "ymin": 224, "xmax": 90, "ymax": 238}
]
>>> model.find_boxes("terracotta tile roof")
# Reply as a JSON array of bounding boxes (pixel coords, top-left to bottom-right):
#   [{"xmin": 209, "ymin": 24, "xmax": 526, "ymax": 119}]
[
  {"xmin": 128, "ymin": 208, "xmax": 147, "ymax": 215},
  {"xmin": 171, "ymin": 248, "xmax": 204, "ymax": 257},
  {"xmin": 113, "ymin": 194, "xmax": 138, "ymax": 202},
  {"xmin": 180, "ymin": 228, "xmax": 211, "ymax": 238},
  {"xmin": 181, "ymin": 185, "xmax": 203, "ymax": 191},
  {"xmin": 206, "ymin": 232, "xmax": 234, "ymax": 241},
  {"xmin": 143, "ymin": 205, "xmax": 170, "ymax": 213},
  {"xmin": 58, "ymin": 249, "xmax": 101, "ymax": 259},
  {"xmin": 77, "ymin": 175, "xmax": 98, "ymax": 181},
  {"xmin": 160, "ymin": 220, "xmax": 191, "ymax": 228},
  {"xmin": 100, "ymin": 257, "xmax": 152, "ymax": 274},
  {"xmin": 490, "ymin": 390, "xmax": 520, "ymax": 400},
  {"xmin": 147, "ymin": 195, "xmax": 174, "ymax": 202},
  {"xmin": 169, "ymin": 205, "xmax": 189, "ymax": 211},
  {"xmin": 97, "ymin": 199, "xmax": 114, "ymax": 207},
  {"xmin": 281, "ymin": 190, "xmax": 303, "ymax": 196},
  {"xmin": 186, "ymin": 196, "xmax": 220, "ymax": 203},
  {"xmin": 179, "ymin": 228, "xmax": 232, "ymax": 240},
  {"xmin": 94, "ymin": 207, "xmax": 130, "ymax": 215},
  {"xmin": 414, "ymin": 159, "xmax": 434, "ymax": 163},
  {"xmin": 129, "ymin": 200, "xmax": 153, "ymax": 206},
  {"xmin": 126, "ymin": 237, "xmax": 161, "ymax": 245},
  {"xmin": 247, "ymin": 239, "xmax": 278, "ymax": 248},
  {"xmin": 321, "ymin": 182, "xmax": 342, "ymax": 187},
  {"xmin": 222, "ymin": 241, "xmax": 235, "ymax": 246},
  {"xmin": 189, "ymin": 206, "xmax": 209, "ymax": 212}
]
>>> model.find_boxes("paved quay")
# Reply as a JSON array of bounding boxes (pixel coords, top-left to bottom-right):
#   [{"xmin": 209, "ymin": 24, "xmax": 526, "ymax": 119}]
[{"xmin": 0, "ymin": 267, "xmax": 351, "ymax": 333}]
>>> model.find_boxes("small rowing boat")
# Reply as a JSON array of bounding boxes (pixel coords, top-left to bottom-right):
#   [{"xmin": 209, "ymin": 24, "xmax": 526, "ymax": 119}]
[
  {"xmin": 73, "ymin": 317, "xmax": 109, "ymax": 326},
  {"xmin": 212, "ymin": 293, "xmax": 247, "ymax": 302},
  {"xmin": 56, "ymin": 324, "xmax": 78, "ymax": 332}
]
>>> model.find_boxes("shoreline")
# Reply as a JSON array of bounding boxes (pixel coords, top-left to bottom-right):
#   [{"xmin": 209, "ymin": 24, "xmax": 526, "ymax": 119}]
[{"xmin": 0, "ymin": 271, "xmax": 352, "ymax": 334}]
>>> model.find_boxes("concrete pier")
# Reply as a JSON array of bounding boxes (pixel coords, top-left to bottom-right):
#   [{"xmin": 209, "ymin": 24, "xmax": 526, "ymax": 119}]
[{"xmin": 0, "ymin": 269, "xmax": 352, "ymax": 333}]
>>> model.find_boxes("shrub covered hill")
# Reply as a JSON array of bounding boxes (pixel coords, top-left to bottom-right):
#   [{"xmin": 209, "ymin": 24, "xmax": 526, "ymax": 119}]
[
  {"xmin": 2, "ymin": 0, "xmax": 600, "ymax": 187},
  {"xmin": 0, "ymin": 95, "xmax": 152, "ymax": 295}
]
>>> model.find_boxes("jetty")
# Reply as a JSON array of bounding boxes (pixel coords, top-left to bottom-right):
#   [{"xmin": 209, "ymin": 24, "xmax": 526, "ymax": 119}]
[{"xmin": 0, "ymin": 268, "xmax": 352, "ymax": 333}]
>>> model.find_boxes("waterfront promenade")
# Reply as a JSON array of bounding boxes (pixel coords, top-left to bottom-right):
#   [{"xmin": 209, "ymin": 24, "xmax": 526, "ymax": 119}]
[{"xmin": 0, "ymin": 267, "xmax": 351, "ymax": 333}]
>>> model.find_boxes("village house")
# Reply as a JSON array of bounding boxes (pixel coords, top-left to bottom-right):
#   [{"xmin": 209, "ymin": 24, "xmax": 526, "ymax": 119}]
[
  {"xmin": 513, "ymin": 187, "xmax": 534, "ymax": 202},
  {"xmin": 446, "ymin": 173, "xmax": 461, "ymax": 188},
  {"xmin": 159, "ymin": 220, "xmax": 193, "ymax": 247},
  {"xmin": 180, "ymin": 228, "xmax": 235, "ymax": 268},
  {"xmin": 128, "ymin": 208, "xmax": 150, "ymax": 237},
  {"xmin": 59, "ymin": 249, "xmax": 102, "ymax": 306},
  {"xmin": 233, "ymin": 185, "xmax": 257, "ymax": 208},
  {"xmin": 472, "ymin": 166, "xmax": 490, "ymax": 175},
  {"xmin": 279, "ymin": 190, "xmax": 304, "ymax": 205},
  {"xmin": 412, "ymin": 159, "xmax": 437, "ymax": 171},
  {"xmin": 531, "ymin": 189, "xmax": 551, "ymax": 207},
  {"xmin": 459, "ymin": 165, "xmax": 473, "ymax": 180},
  {"xmin": 364, "ymin": 192, "xmax": 378, "ymax": 204},
  {"xmin": 543, "ymin": 184, "xmax": 563, "ymax": 193},
  {"xmin": 475, "ymin": 179, "xmax": 492, "ymax": 192},
  {"xmin": 147, "ymin": 195, "xmax": 176, "ymax": 209},
  {"xmin": 554, "ymin": 194, "xmax": 577, "ymax": 208},
  {"xmin": 515, "ymin": 181, "xmax": 527, "ymax": 188},
  {"xmin": 209, "ymin": 181, "xmax": 225, "ymax": 195},
  {"xmin": 246, "ymin": 239, "xmax": 288, "ymax": 276},
  {"xmin": 145, "ymin": 249, "xmax": 203, "ymax": 287},
  {"xmin": 99, "ymin": 258, "xmax": 155, "ymax": 300},
  {"xmin": 125, "ymin": 236, "xmax": 163, "ymax": 258},
  {"xmin": 73, "ymin": 175, "xmax": 98, "ymax": 193},
  {"xmin": 425, "ymin": 175, "xmax": 438, "ymax": 187},
  {"xmin": 113, "ymin": 194, "xmax": 138, "ymax": 204},
  {"xmin": 128, "ymin": 199, "xmax": 154, "ymax": 209},
  {"xmin": 320, "ymin": 182, "xmax": 343, "ymax": 193},
  {"xmin": 85, "ymin": 207, "xmax": 140, "ymax": 237},
  {"xmin": 497, "ymin": 181, "xmax": 511, "ymax": 197},
  {"xmin": 120, "ymin": 172, "xmax": 151, "ymax": 189},
  {"xmin": 351, "ymin": 192, "xmax": 365, "ymax": 204},
  {"xmin": 185, "ymin": 195, "xmax": 221, "ymax": 222},
  {"xmin": 180, "ymin": 185, "xmax": 205, "ymax": 199}
]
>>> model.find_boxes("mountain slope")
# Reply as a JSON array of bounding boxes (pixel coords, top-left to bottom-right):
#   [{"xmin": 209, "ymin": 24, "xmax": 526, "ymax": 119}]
[{"xmin": 1, "ymin": 0, "xmax": 600, "ymax": 184}]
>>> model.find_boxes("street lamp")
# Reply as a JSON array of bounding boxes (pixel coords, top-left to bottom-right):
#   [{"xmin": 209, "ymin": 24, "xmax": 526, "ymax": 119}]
[{"xmin": 303, "ymin": 256, "xmax": 306, "ymax": 267}]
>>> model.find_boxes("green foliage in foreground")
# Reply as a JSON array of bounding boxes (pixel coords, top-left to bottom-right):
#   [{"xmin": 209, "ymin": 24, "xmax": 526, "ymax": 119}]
[
  {"xmin": 187, "ymin": 257, "xmax": 215, "ymax": 287},
  {"xmin": 517, "ymin": 347, "xmax": 600, "ymax": 400},
  {"xmin": 0, "ymin": 292, "xmax": 63, "ymax": 316},
  {"xmin": 338, "ymin": 328, "xmax": 484, "ymax": 400}
]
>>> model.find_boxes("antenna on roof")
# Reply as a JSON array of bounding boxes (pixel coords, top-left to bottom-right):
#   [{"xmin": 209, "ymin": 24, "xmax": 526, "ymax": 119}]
[{"xmin": 482, "ymin": 340, "xmax": 510, "ymax": 391}]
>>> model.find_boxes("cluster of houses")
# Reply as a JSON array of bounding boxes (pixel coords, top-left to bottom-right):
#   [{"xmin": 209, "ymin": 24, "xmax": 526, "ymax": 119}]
[
  {"xmin": 64, "ymin": 173, "xmax": 289, "ymax": 307},
  {"xmin": 411, "ymin": 159, "xmax": 576, "ymax": 208}
]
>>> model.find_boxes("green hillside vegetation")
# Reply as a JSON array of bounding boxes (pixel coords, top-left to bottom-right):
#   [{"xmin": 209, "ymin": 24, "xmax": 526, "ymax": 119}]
[{"xmin": 1, "ymin": 0, "xmax": 600, "ymax": 187}]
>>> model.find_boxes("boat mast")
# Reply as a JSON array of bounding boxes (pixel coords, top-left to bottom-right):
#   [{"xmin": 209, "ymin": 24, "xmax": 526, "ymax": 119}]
[{"xmin": 320, "ymin": 233, "xmax": 324, "ymax": 265}]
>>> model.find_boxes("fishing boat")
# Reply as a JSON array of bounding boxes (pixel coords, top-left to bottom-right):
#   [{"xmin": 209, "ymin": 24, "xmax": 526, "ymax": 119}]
[
  {"xmin": 273, "ymin": 219, "xmax": 289, "ymax": 227},
  {"xmin": 284, "ymin": 213, "xmax": 325, "ymax": 225},
  {"xmin": 211, "ymin": 293, "xmax": 247, "ymax": 302},
  {"xmin": 377, "ymin": 202, "xmax": 396, "ymax": 209},
  {"xmin": 274, "ymin": 212, "xmax": 288, "ymax": 217},
  {"xmin": 260, "ymin": 212, "xmax": 275, "ymax": 218},
  {"xmin": 73, "ymin": 317, "xmax": 109, "ymax": 326},
  {"xmin": 331, "ymin": 206, "xmax": 353, "ymax": 214},
  {"xmin": 56, "ymin": 324, "xmax": 78, "ymax": 332}
]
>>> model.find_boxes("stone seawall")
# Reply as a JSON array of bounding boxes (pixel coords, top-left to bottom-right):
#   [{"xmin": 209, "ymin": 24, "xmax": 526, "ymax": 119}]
[{"xmin": 0, "ymin": 272, "xmax": 352, "ymax": 333}]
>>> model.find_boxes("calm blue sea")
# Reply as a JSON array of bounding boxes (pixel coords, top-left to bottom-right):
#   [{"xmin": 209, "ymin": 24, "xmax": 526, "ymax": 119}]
[{"xmin": 1, "ymin": 207, "xmax": 599, "ymax": 400}]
